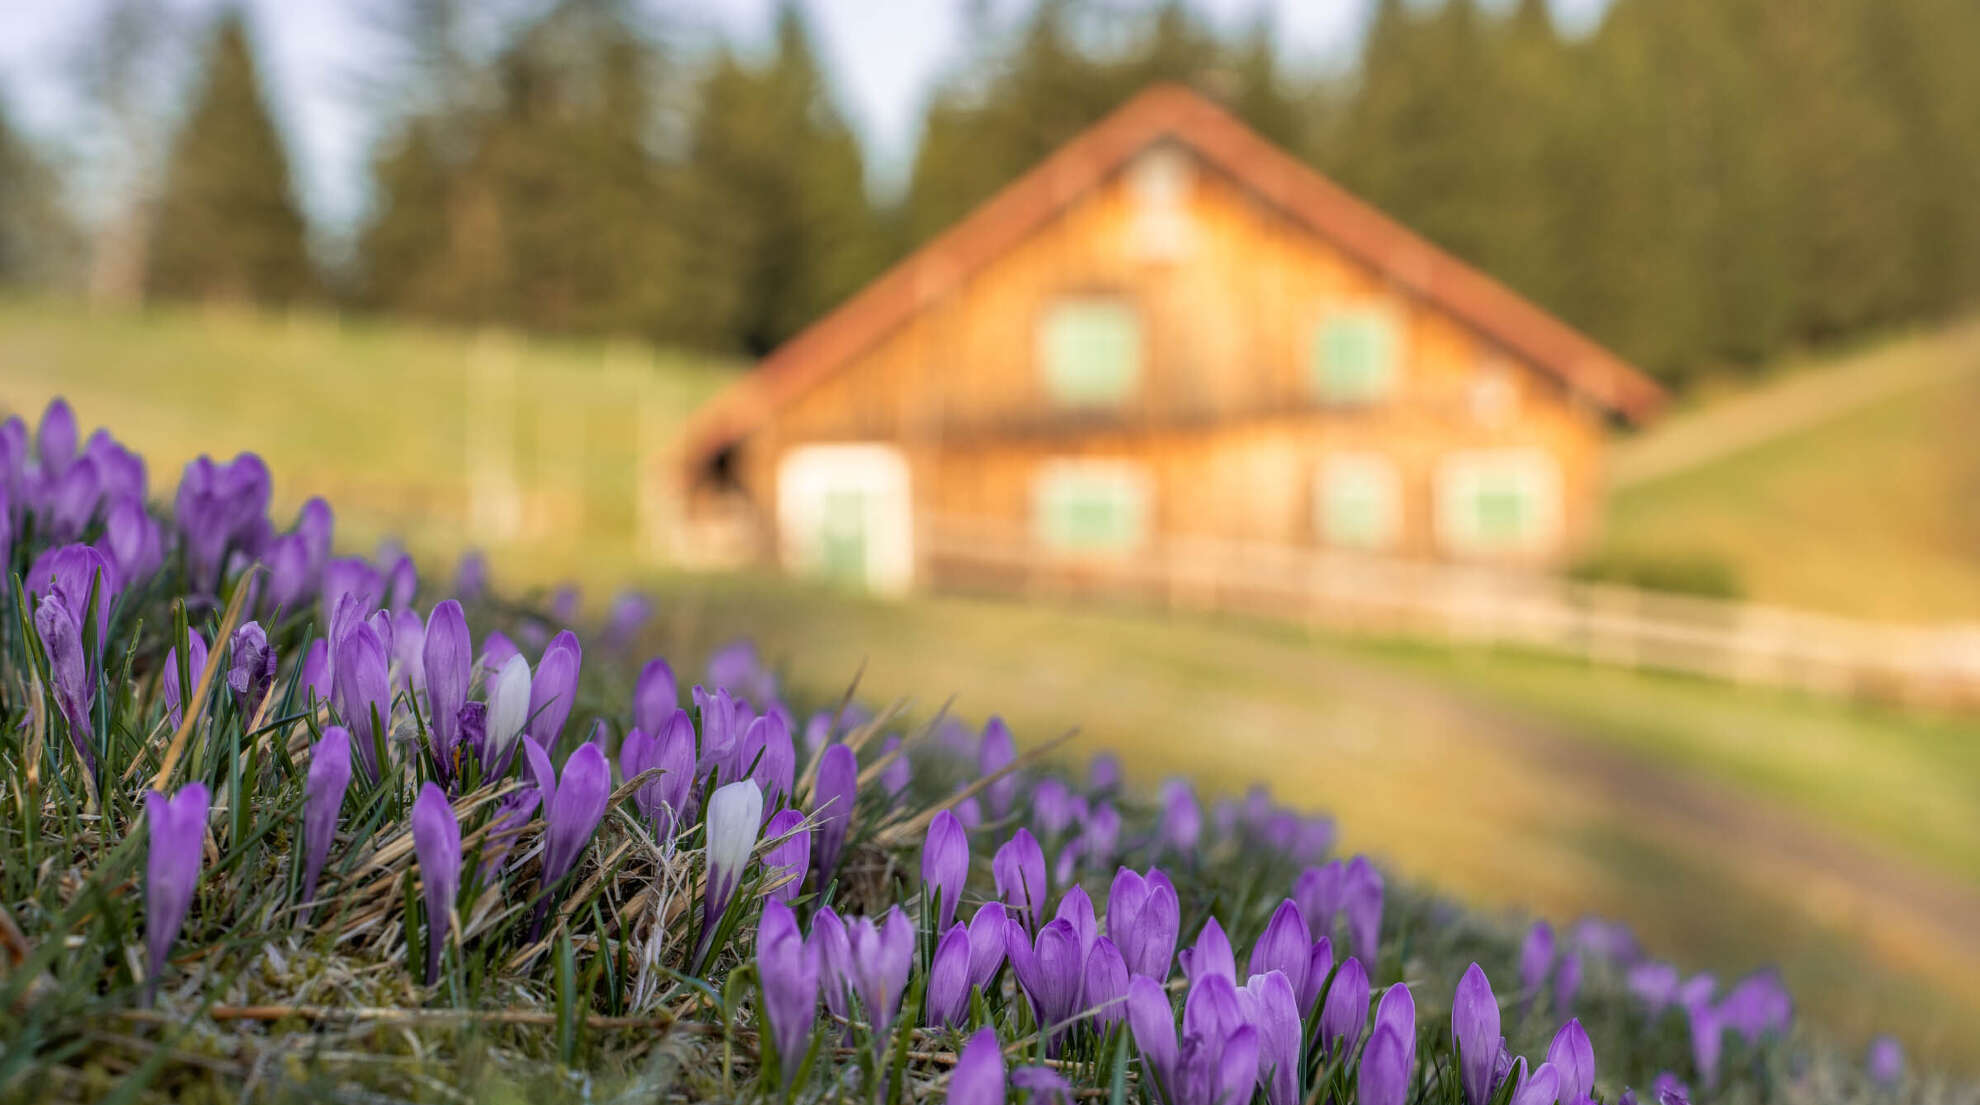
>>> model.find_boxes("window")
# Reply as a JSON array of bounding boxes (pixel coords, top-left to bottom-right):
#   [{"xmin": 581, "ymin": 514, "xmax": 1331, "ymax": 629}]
[
  {"xmin": 1317, "ymin": 455, "xmax": 1401, "ymax": 550},
  {"xmin": 1311, "ymin": 308, "xmax": 1401, "ymax": 404},
  {"xmin": 1034, "ymin": 460, "xmax": 1151, "ymax": 554},
  {"xmin": 1435, "ymin": 449, "xmax": 1561, "ymax": 555},
  {"xmin": 1040, "ymin": 299, "xmax": 1142, "ymax": 407},
  {"xmin": 1128, "ymin": 145, "xmax": 1194, "ymax": 261}
]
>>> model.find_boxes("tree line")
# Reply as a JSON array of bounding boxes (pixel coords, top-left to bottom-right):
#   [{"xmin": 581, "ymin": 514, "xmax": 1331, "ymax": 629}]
[{"xmin": 2, "ymin": 0, "xmax": 1977, "ymax": 386}]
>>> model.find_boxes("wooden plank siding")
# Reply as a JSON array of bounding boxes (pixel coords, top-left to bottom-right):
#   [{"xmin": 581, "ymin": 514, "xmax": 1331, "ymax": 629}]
[{"xmin": 724, "ymin": 143, "xmax": 1609, "ymax": 574}]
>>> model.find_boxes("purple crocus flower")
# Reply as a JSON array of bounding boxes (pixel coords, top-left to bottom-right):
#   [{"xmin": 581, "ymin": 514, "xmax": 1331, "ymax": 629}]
[
  {"xmin": 1650, "ymin": 1071, "xmax": 1689, "ymax": 1104},
  {"xmin": 1548, "ymin": 1018, "xmax": 1596, "ymax": 1104},
  {"xmin": 1013, "ymin": 1066, "xmax": 1072, "ymax": 1105},
  {"xmin": 422, "ymin": 600, "xmax": 471, "ymax": 779},
  {"xmin": 812, "ymin": 743, "xmax": 857, "ymax": 882},
  {"xmin": 1240, "ymin": 969, "xmax": 1303, "ymax": 1105},
  {"xmin": 479, "ymin": 783, "xmax": 543, "ymax": 880},
  {"xmin": 968, "ymin": 901, "xmax": 1009, "ymax": 989},
  {"xmin": 1342, "ymin": 856, "xmax": 1384, "ymax": 963},
  {"xmin": 701, "ymin": 779, "xmax": 764, "ymax": 954},
  {"xmin": 756, "ymin": 900, "xmax": 818, "ymax": 1083},
  {"xmin": 175, "ymin": 453, "xmax": 271, "ymax": 591},
  {"xmin": 333, "ymin": 620, "xmax": 391, "ymax": 782},
  {"xmin": 262, "ymin": 534, "xmax": 312, "ymax": 615},
  {"xmin": 162, "ymin": 628, "xmax": 209, "ymax": 733},
  {"xmin": 1248, "ymin": 900, "xmax": 1312, "ymax": 1000},
  {"xmin": 1054, "ymin": 885, "xmax": 1098, "ymax": 960},
  {"xmin": 1719, "ymin": 969, "xmax": 1793, "ymax": 1043},
  {"xmin": 484, "ymin": 652, "xmax": 532, "ymax": 777},
  {"xmin": 1867, "ymin": 1035, "xmax": 1905, "ymax": 1087},
  {"xmin": 319, "ymin": 556, "xmax": 381, "ymax": 634},
  {"xmin": 301, "ymin": 726, "xmax": 352, "ymax": 908},
  {"xmin": 36, "ymin": 398, "xmax": 78, "ymax": 478},
  {"xmin": 102, "ymin": 496, "xmax": 163, "ymax": 586},
  {"xmin": 526, "ymin": 630, "xmax": 582, "ymax": 753},
  {"xmin": 1179, "ymin": 917, "xmax": 1236, "ymax": 985},
  {"xmin": 1510, "ymin": 1061, "xmax": 1562, "ymax": 1105},
  {"xmin": 29, "ymin": 542, "xmax": 119, "ymax": 647},
  {"xmin": 144, "ymin": 782, "xmax": 209, "ymax": 999},
  {"xmin": 809, "ymin": 907, "xmax": 853, "ymax": 1023},
  {"xmin": 1081, "ymin": 802, "xmax": 1121, "ymax": 866},
  {"xmin": 1160, "ymin": 780, "xmax": 1202, "ymax": 855},
  {"xmin": 1555, "ymin": 952, "xmax": 1583, "ymax": 1014},
  {"xmin": 847, "ymin": 906, "xmax": 915, "ymax": 1041},
  {"xmin": 1571, "ymin": 917, "xmax": 1642, "ymax": 965},
  {"xmin": 393, "ymin": 610, "xmax": 428, "ymax": 696},
  {"xmin": 951, "ymin": 1027, "xmax": 1006, "ymax": 1105},
  {"xmin": 1302, "ymin": 938, "xmax": 1335, "ymax": 1013},
  {"xmin": 1128, "ymin": 972, "xmax": 1259, "ymax": 1105},
  {"xmin": 411, "ymin": 782, "xmax": 462, "ymax": 984},
  {"xmin": 1359, "ymin": 1022, "xmax": 1411, "ymax": 1105},
  {"xmin": 45, "ymin": 454, "xmax": 101, "ymax": 541},
  {"xmin": 226, "ymin": 621, "xmax": 278, "ymax": 721},
  {"xmin": 744, "ymin": 712, "xmax": 795, "ymax": 815},
  {"xmin": 300, "ymin": 638, "xmax": 331, "ymax": 702},
  {"xmin": 1690, "ymin": 1003, "xmax": 1725, "ymax": 1089},
  {"xmin": 922, "ymin": 809, "xmax": 969, "ymax": 931},
  {"xmin": 1520, "ymin": 921, "xmax": 1556, "ymax": 1004},
  {"xmin": 1032, "ymin": 778, "xmax": 1076, "ymax": 839},
  {"xmin": 621, "ymin": 709, "xmax": 696, "ymax": 843},
  {"xmin": 1108, "ymin": 866, "xmax": 1180, "ymax": 980},
  {"xmin": 605, "ymin": 590, "xmax": 654, "ymax": 646},
  {"xmin": 1319, "ymin": 955, "xmax": 1369, "ymax": 1059},
  {"xmin": 1083, "ymin": 936, "xmax": 1130, "ymax": 1027},
  {"xmin": 1373, "ymin": 982, "xmax": 1416, "ymax": 1077},
  {"xmin": 878, "ymin": 735, "xmax": 910, "ymax": 796},
  {"xmin": 1088, "ymin": 752, "xmax": 1122, "ymax": 793},
  {"xmin": 993, "ymin": 828, "xmax": 1048, "ymax": 931},
  {"xmin": 1007, "ymin": 917, "xmax": 1086, "ymax": 1048},
  {"xmin": 761, "ymin": 808, "xmax": 810, "ymax": 902},
  {"xmin": 707, "ymin": 639, "xmax": 776, "ymax": 706},
  {"xmin": 1455, "ymin": 964, "xmax": 1503, "ymax": 1105},
  {"xmin": 979, "ymin": 716, "xmax": 1019, "ymax": 817},
  {"xmin": 382, "ymin": 554, "xmax": 417, "ymax": 610},
  {"xmin": 34, "ymin": 593, "xmax": 96, "ymax": 769},
  {"xmin": 633, "ymin": 657, "xmax": 676, "ymax": 735},
  {"xmin": 926, "ymin": 921, "xmax": 972, "ymax": 1027},
  {"xmin": 1627, "ymin": 962, "xmax": 1680, "ymax": 1015},
  {"xmin": 531, "ymin": 740, "xmax": 610, "ymax": 896},
  {"xmin": 454, "ymin": 549, "xmax": 487, "ymax": 602},
  {"xmin": 1293, "ymin": 861, "xmax": 1344, "ymax": 937}
]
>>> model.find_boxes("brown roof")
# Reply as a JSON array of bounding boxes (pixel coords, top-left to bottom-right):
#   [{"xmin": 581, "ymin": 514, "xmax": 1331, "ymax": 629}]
[{"xmin": 681, "ymin": 82, "xmax": 1664, "ymax": 469}]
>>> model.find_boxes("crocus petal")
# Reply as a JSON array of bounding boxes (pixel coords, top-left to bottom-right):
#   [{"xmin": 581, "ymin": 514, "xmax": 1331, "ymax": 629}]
[
  {"xmin": 144, "ymin": 783, "xmax": 210, "ymax": 991},
  {"xmin": 1359, "ymin": 1023, "xmax": 1411, "ymax": 1105},
  {"xmin": 968, "ymin": 900, "xmax": 1009, "ymax": 989},
  {"xmin": 993, "ymin": 828, "xmax": 1048, "ymax": 931},
  {"xmin": 1083, "ymin": 936, "xmax": 1130, "ymax": 1027},
  {"xmin": 1512, "ymin": 1062, "xmax": 1561, "ymax": 1105},
  {"xmin": 761, "ymin": 808, "xmax": 810, "ymax": 902},
  {"xmin": 1181, "ymin": 916, "xmax": 1236, "ymax": 985},
  {"xmin": 423, "ymin": 600, "xmax": 471, "ymax": 777},
  {"xmin": 1127, "ymin": 974, "xmax": 1180, "ymax": 1095},
  {"xmin": 1248, "ymin": 899, "xmax": 1312, "ymax": 999},
  {"xmin": 525, "ymin": 630, "xmax": 582, "ymax": 753},
  {"xmin": 411, "ymin": 782, "xmax": 462, "ymax": 984},
  {"xmin": 542, "ymin": 742, "xmax": 610, "ymax": 890},
  {"xmin": 633, "ymin": 656, "xmax": 676, "ymax": 735},
  {"xmin": 926, "ymin": 922, "xmax": 972, "ymax": 1027},
  {"xmin": 1547, "ymin": 1018, "xmax": 1596, "ymax": 1105},
  {"xmin": 922, "ymin": 809, "xmax": 969, "ymax": 931},
  {"xmin": 812, "ymin": 742, "xmax": 858, "ymax": 881},
  {"xmin": 1455, "ymin": 964, "xmax": 1503, "ymax": 1105},
  {"xmin": 950, "ymin": 1027, "xmax": 1006, "ymax": 1105},
  {"xmin": 301, "ymin": 727, "xmax": 353, "ymax": 907},
  {"xmin": 757, "ymin": 899, "xmax": 819, "ymax": 1081}
]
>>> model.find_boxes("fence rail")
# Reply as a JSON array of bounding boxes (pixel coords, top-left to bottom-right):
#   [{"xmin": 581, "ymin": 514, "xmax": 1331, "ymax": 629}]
[{"xmin": 919, "ymin": 514, "xmax": 1980, "ymax": 707}]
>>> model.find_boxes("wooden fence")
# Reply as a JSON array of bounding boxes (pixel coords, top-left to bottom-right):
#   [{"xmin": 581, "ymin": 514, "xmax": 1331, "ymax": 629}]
[{"xmin": 919, "ymin": 514, "xmax": 1980, "ymax": 707}]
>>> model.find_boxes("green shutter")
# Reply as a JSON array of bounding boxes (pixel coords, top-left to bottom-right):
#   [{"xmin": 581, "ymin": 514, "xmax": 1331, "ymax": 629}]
[
  {"xmin": 1319, "ymin": 458, "xmax": 1398, "ymax": 549},
  {"xmin": 1037, "ymin": 466, "xmax": 1147, "ymax": 552},
  {"xmin": 1439, "ymin": 451, "xmax": 1556, "ymax": 553},
  {"xmin": 1311, "ymin": 310, "xmax": 1398, "ymax": 404},
  {"xmin": 1041, "ymin": 300, "xmax": 1142, "ymax": 406}
]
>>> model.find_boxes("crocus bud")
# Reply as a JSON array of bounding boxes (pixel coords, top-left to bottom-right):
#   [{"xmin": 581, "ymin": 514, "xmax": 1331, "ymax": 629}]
[
  {"xmin": 529, "ymin": 741, "xmax": 609, "ymax": 917},
  {"xmin": 993, "ymin": 828, "xmax": 1047, "ymax": 931},
  {"xmin": 950, "ymin": 1026, "xmax": 1006, "ymax": 1105},
  {"xmin": 34, "ymin": 593, "xmax": 96, "ymax": 769},
  {"xmin": 1359, "ymin": 1022, "xmax": 1411, "ymax": 1105},
  {"xmin": 1692, "ymin": 1004, "xmax": 1724, "ymax": 1089},
  {"xmin": 979, "ymin": 716, "xmax": 1018, "ymax": 816},
  {"xmin": 453, "ymin": 549, "xmax": 486, "ymax": 601},
  {"xmin": 1032, "ymin": 778, "xmax": 1075, "ymax": 839},
  {"xmin": 746, "ymin": 713, "xmax": 795, "ymax": 815},
  {"xmin": 1301, "ymin": 938, "xmax": 1335, "ymax": 1011},
  {"xmin": 757, "ymin": 900, "xmax": 818, "ymax": 1083},
  {"xmin": 423, "ymin": 601, "xmax": 471, "ymax": 779},
  {"xmin": 1180, "ymin": 916, "xmax": 1236, "ymax": 985},
  {"xmin": 878, "ymin": 735, "xmax": 910, "ymax": 796},
  {"xmin": 263, "ymin": 533, "xmax": 312, "ymax": 614},
  {"xmin": 411, "ymin": 782, "xmax": 461, "ymax": 984},
  {"xmin": 1867, "ymin": 1036, "xmax": 1905, "ymax": 1087},
  {"xmin": 1083, "ymin": 936, "xmax": 1130, "ymax": 1027},
  {"xmin": 922, "ymin": 810, "xmax": 969, "ymax": 931},
  {"xmin": 382, "ymin": 554, "xmax": 417, "ymax": 610},
  {"xmin": 1160, "ymin": 779, "xmax": 1201, "ymax": 854},
  {"xmin": 301, "ymin": 727, "xmax": 353, "ymax": 908},
  {"xmin": 1373, "ymin": 982, "xmax": 1416, "ymax": 1074},
  {"xmin": 968, "ymin": 900, "xmax": 1009, "ymax": 989},
  {"xmin": 1088, "ymin": 752, "xmax": 1122, "ymax": 793},
  {"xmin": 37, "ymin": 398, "xmax": 77, "ymax": 476},
  {"xmin": 484, "ymin": 652, "xmax": 532, "ymax": 777},
  {"xmin": 812, "ymin": 743, "xmax": 857, "ymax": 882},
  {"xmin": 1319, "ymin": 956, "xmax": 1369, "ymax": 1059},
  {"xmin": 762, "ymin": 809, "xmax": 810, "ymax": 902},
  {"xmin": 526, "ymin": 630, "xmax": 582, "ymax": 753},
  {"xmin": 622, "ymin": 711, "xmax": 695, "ymax": 843},
  {"xmin": 1548, "ymin": 1018, "xmax": 1595, "ymax": 1105},
  {"xmin": 1627, "ymin": 962, "xmax": 1680, "ymax": 1015},
  {"xmin": 848, "ymin": 906, "xmax": 914, "ymax": 1040},
  {"xmin": 226, "ymin": 621, "xmax": 278, "ymax": 722},
  {"xmin": 925, "ymin": 922, "xmax": 972, "ymax": 1027},
  {"xmin": 300, "ymin": 638, "xmax": 331, "ymax": 701},
  {"xmin": 810, "ymin": 907, "xmax": 853, "ymax": 1022},
  {"xmin": 1343, "ymin": 856, "xmax": 1384, "ymax": 964},
  {"xmin": 1293, "ymin": 861, "xmax": 1345, "ymax": 937},
  {"xmin": 162, "ymin": 628, "xmax": 209, "ymax": 733},
  {"xmin": 1242, "ymin": 969, "xmax": 1303, "ymax": 1105},
  {"xmin": 102, "ymin": 496, "xmax": 163, "ymax": 586},
  {"xmin": 1006, "ymin": 917, "xmax": 1085, "ymax": 1048},
  {"xmin": 1520, "ymin": 921, "xmax": 1556, "ymax": 1006},
  {"xmin": 703, "ymin": 780, "xmax": 764, "ymax": 935},
  {"xmin": 144, "ymin": 782, "xmax": 209, "ymax": 998},
  {"xmin": 333, "ymin": 622, "xmax": 390, "ymax": 782},
  {"xmin": 1109, "ymin": 866, "xmax": 1181, "ymax": 980},
  {"xmin": 1127, "ymin": 975, "xmax": 1181, "ymax": 1096},
  {"xmin": 1053, "ymin": 885, "xmax": 1097, "ymax": 962},
  {"xmin": 633, "ymin": 657, "xmax": 676, "ymax": 734},
  {"xmin": 1455, "ymin": 964, "xmax": 1503, "ymax": 1105},
  {"xmin": 1555, "ymin": 952, "xmax": 1583, "ymax": 1014},
  {"xmin": 1510, "ymin": 1061, "xmax": 1560, "ymax": 1105},
  {"xmin": 1081, "ymin": 802, "xmax": 1121, "ymax": 866},
  {"xmin": 1249, "ymin": 899, "xmax": 1312, "ymax": 1001}
]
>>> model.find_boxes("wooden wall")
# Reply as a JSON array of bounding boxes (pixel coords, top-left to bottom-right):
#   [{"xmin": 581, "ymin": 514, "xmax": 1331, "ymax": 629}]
[{"xmin": 731, "ymin": 142, "xmax": 1609, "ymax": 570}]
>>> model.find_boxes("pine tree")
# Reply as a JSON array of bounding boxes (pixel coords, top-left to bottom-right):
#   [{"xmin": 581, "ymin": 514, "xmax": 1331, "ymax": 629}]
[
  {"xmin": 145, "ymin": 11, "xmax": 313, "ymax": 305},
  {"xmin": 0, "ymin": 102, "xmax": 73, "ymax": 288}
]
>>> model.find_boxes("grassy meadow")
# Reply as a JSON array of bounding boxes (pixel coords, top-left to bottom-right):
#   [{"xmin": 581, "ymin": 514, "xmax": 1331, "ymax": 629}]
[{"xmin": 6, "ymin": 297, "xmax": 1980, "ymax": 1066}]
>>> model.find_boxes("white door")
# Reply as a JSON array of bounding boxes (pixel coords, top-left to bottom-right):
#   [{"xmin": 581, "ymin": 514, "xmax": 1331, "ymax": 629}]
[{"xmin": 776, "ymin": 444, "xmax": 914, "ymax": 593}]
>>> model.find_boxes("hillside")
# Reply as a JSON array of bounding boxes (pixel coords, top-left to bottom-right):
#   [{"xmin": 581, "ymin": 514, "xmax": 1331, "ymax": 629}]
[{"xmin": 1600, "ymin": 323, "xmax": 1980, "ymax": 621}]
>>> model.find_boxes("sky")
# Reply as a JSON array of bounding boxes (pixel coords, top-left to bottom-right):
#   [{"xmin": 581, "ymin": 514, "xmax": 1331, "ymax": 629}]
[{"xmin": 0, "ymin": 0, "xmax": 1609, "ymax": 234}]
